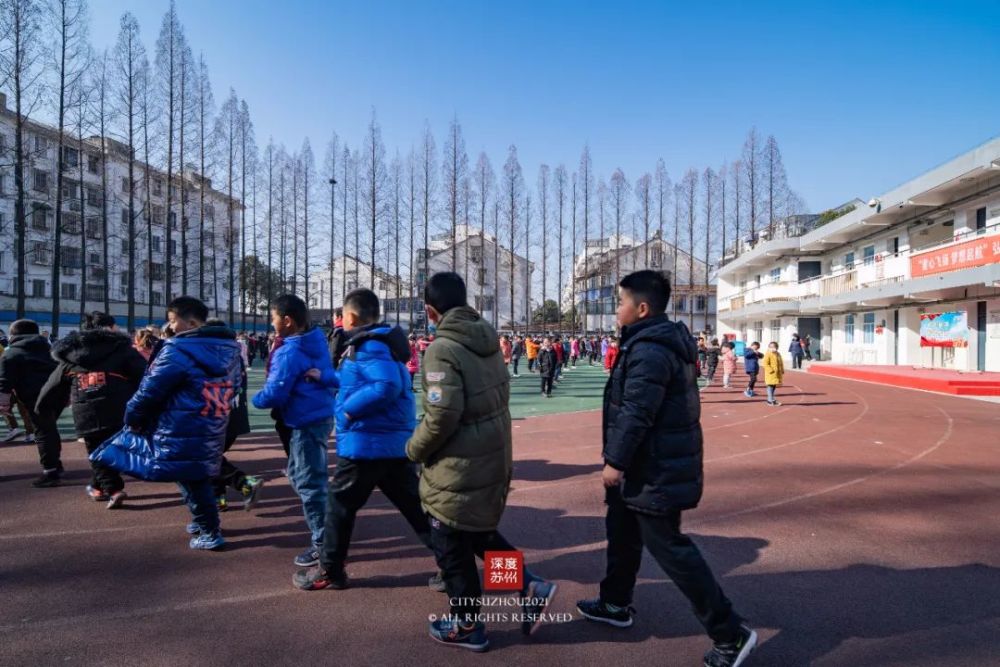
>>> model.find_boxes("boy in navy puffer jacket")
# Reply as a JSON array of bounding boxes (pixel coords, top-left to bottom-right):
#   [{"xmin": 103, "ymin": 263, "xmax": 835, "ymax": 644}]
[
  {"xmin": 102, "ymin": 297, "xmax": 242, "ymax": 551},
  {"xmin": 253, "ymin": 294, "xmax": 337, "ymax": 568},
  {"xmin": 295, "ymin": 288, "xmax": 432, "ymax": 591}
]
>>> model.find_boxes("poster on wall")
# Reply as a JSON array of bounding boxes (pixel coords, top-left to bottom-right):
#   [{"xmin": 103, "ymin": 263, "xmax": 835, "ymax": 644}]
[{"xmin": 919, "ymin": 311, "xmax": 969, "ymax": 348}]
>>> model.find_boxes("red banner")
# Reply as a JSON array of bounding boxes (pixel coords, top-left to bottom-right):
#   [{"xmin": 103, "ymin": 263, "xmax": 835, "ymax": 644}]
[{"xmin": 910, "ymin": 236, "xmax": 1000, "ymax": 278}]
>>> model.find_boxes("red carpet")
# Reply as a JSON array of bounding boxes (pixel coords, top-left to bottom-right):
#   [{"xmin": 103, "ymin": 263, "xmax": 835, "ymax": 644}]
[{"xmin": 807, "ymin": 364, "xmax": 1000, "ymax": 395}]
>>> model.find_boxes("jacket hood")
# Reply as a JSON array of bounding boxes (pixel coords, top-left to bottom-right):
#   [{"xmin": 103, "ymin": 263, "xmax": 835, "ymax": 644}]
[
  {"xmin": 435, "ymin": 306, "xmax": 500, "ymax": 358},
  {"xmin": 348, "ymin": 323, "xmax": 411, "ymax": 363},
  {"xmin": 51, "ymin": 329, "xmax": 134, "ymax": 369},
  {"xmin": 8, "ymin": 334, "xmax": 51, "ymax": 356},
  {"xmin": 622, "ymin": 315, "xmax": 697, "ymax": 364},
  {"xmin": 285, "ymin": 327, "xmax": 331, "ymax": 364},
  {"xmin": 168, "ymin": 325, "xmax": 240, "ymax": 376}
]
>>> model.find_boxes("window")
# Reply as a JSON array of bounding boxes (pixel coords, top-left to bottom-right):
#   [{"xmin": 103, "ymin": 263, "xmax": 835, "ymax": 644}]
[
  {"xmin": 62, "ymin": 213, "xmax": 81, "ymax": 234},
  {"xmin": 675, "ymin": 296, "xmax": 687, "ymax": 312},
  {"xmin": 89, "ymin": 252, "xmax": 101, "ymax": 266},
  {"xmin": 32, "ymin": 207, "xmax": 49, "ymax": 230},
  {"xmin": 32, "ymin": 279, "xmax": 47, "ymax": 297},
  {"xmin": 152, "ymin": 291, "xmax": 163, "ymax": 306},
  {"xmin": 86, "ymin": 218, "xmax": 101, "ymax": 239},
  {"xmin": 169, "ymin": 240, "xmax": 177, "ymax": 255},
  {"xmin": 695, "ymin": 295, "xmax": 707, "ymax": 312},
  {"xmin": 34, "ymin": 135, "xmax": 48, "ymax": 153},
  {"xmin": 476, "ymin": 267, "xmax": 487, "ymax": 285},
  {"xmin": 862, "ymin": 245, "xmax": 875, "ymax": 266},
  {"xmin": 121, "ymin": 238, "xmax": 130, "ymax": 255},
  {"xmin": 205, "ymin": 204, "xmax": 215, "ymax": 221},
  {"xmin": 976, "ymin": 207, "xmax": 987, "ymax": 231},
  {"xmin": 121, "ymin": 208, "xmax": 129, "ymax": 227},
  {"xmin": 168, "ymin": 211, "xmax": 177, "ymax": 229},
  {"xmin": 770, "ymin": 267, "xmax": 781, "ymax": 283},
  {"xmin": 152, "ymin": 205, "xmax": 164, "ymax": 225},
  {"xmin": 770, "ymin": 319, "xmax": 781, "ymax": 343},
  {"xmin": 844, "ymin": 252, "xmax": 855, "ymax": 270},
  {"xmin": 119, "ymin": 271, "xmax": 131, "ymax": 297},
  {"xmin": 149, "ymin": 262, "xmax": 164, "ymax": 281},
  {"xmin": 121, "ymin": 177, "xmax": 130, "ymax": 193},
  {"xmin": 86, "ymin": 284, "xmax": 103, "ymax": 301},
  {"xmin": 31, "ymin": 241, "xmax": 51, "ymax": 265},
  {"xmin": 61, "ymin": 180, "xmax": 78, "ymax": 200},
  {"xmin": 753, "ymin": 320, "xmax": 764, "ymax": 343},
  {"xmin": 61, "ymin": 247, "xmax": 82, "ymax": 269},
  {"xmin": 863, "ymin": 313, "xmax": 875, "ymax": 344},
  {"xmin": 845, "ymin": 314, "xmax": 855, "ymax": 344},
  {"xmin": 0, "ymin": 173, "xmax": 5, "ymax": 196},
  {"xmin": 87, "ymin": 154, "xmax": 99, "ymax": 174},
  {"xmin": 62, "ymin": 146, "xmax": 79, "ymax": 168},
  {"xmin": 33, "ymin": 169, "xmax": 49, "ymax": 192},
  {"xmin": 87, "ymin": 187, "xmax": 100, "ymax": 207},
  {"xmin": 153, "ymin": 179, "xmax": 163, "ymax": 196},
  {"xmin": 470, "ymin": 245, "xmax": 483, "ymax": 263},
  {"xmin": 61, "ymin": 283, "xmax": 78, "ymax": 300},
  {"xmin": 90, "ymin": 265, "xmax": 105, "ymax": 280},
  {"xmin": 152, "ymin": 236, "xmax": 162, "ymax": 252}
]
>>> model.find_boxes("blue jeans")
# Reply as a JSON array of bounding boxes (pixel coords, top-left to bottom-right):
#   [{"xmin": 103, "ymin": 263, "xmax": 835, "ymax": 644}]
[
  {"xmin": 177, "ymin": 479, "xmax": 219, "ymax": 534},
  {"xmin": 288, "ymin": 418, "xmax": 333, "ymax": 547},
  {"xmin": 766, "ymin": 385, "xmax": 777, "ymax": 403}
]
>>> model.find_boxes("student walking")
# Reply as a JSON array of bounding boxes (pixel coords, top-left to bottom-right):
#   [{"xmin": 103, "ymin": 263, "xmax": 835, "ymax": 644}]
[
  {"xmin": 720, "ymin": 342, "xmax": 737, "ymax": 389},
  {"xmin": 407, "ymin": 272, "xmax": 557, "ymax": 650},
  {"xmin": 526, "ymin": 336, "xmax": 540, "ymax": 372},
  {"xmin": 764, "ymin": 342, "xmax": 785, "ymax": 406},
  {"xmin": 576, "ymin": 270, "xmax": 756, "ymax": 667},
  {"xmin": 510, "ymin": 335, "xmax": 524, "ymax": 377},
  {"xmin": 789, "ymin": 334, "xmax": 804, "ymax": 370},
  {"xmin": 93, "ymin": 297, "xmax": 243, "ymax": 550},
  {"xmin": 295, "ymin": 289, "xmax": 432, "ymax": 591},
  {"xmin": 743, "ymin": 343, "xmax": 763, "ymax": 398},
  {"xmin": 538, "ymin": 337, "xmax": 557, "ymax": 397},
  {"xmin": 0, "ymin": 320, "xmax": 61, "ymax": 487},
  {"xmin": 37, "ymin": 312, "xmax": 147, "ymax": 507},
  {"xmin": 253, "ymin": 295, "xmax": 337, "ymax": 567},
  {"xmin": 704, "ymin": 338, "xmax": 721, "ymax": 388},
  {"xmin": 603, "ymin": 337, "xmax": 619, "ymax": 373},
  {"xmin": 570, "ymin": 336, "xmax": 580, "ymax": 367}
]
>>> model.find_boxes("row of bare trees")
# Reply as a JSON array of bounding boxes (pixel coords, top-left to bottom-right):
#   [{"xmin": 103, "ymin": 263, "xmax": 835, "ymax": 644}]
[{"xmin": 2, "ymin": 0, "xmax": 805, "ymax": 334}]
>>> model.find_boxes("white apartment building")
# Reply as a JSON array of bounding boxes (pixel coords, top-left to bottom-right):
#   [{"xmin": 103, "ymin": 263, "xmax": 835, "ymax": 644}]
[
  {"xmin": 716, "ymin": 137, "xmax": 1000, "ymax": 372},
  {"xmin": 308, "ymin": 225, "xmax": 533, "ymax": 331},
  {"xmin": 0, "ymin": 93, "xmax": 241, "ymax": 331},
  {"xmin": 567, "ymin": 233, "xmax": 716, "ymax": 333}
]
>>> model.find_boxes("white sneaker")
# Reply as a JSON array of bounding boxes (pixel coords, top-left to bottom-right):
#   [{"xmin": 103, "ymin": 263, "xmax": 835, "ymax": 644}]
[{"xmin": 1, "ymin": 428, "xmax": 25, "ymax": 443}]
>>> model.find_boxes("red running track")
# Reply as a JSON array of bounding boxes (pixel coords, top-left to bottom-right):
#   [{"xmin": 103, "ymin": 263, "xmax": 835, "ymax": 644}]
[{"xmin": 1, "ymin": 371, "xmax": 998, "ymax": 666}]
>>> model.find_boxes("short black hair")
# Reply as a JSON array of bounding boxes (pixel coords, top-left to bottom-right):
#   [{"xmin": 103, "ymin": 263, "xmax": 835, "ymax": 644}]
[
  {"xmin": 619, "ymin": 270, "xmax": 671, "ymax": 314},
  {"xmin": 205, "ymin": 318, "xmax": 226, "ymax": 327},
  {"xmin": 334, "ymin": 307, "xmax": 343, "ymax": 317},
  {"xmin": 271, "ymin": 294, "xmax": 309, "ymax": 328},
  {"xmin": 424, "ymin": 272, "xmax": 467, "ymax": 314},
  {"xmin": 10, "ymin": 319, "xmax": 39, "ymax": 336},
  {"xmin": 167, "ymin": 296, "xmax": 209, "ymax": 324},
  {"xmin": 343, "ymin": 288, "xmax": 380, "ymax": 324},
  {"xmin": 83, "ymin": 311, "xmax": 116, "ymax": 330}
]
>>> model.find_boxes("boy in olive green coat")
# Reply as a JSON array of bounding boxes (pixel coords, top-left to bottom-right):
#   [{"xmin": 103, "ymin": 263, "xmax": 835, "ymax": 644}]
[{"xmin": 407, "ymin": 272, "xmax": 557, "ymax": 652}]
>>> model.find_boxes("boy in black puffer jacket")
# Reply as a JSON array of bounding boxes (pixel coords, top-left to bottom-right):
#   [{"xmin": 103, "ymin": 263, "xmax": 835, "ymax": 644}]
[
  {"xmin": 576, "ymin": 271, "xmax": 757, "ymax": 667},
  {"xmin": 0, "ymin": 319, "xmax": 61, "ymax": 487},
  {"xmin": 37, "ymin": 312, "xmax": 147, "ymax": 506}
]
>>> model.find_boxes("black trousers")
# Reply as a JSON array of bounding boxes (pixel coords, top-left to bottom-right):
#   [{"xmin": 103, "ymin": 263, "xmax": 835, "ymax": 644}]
[
  {"xmin": 83, "ymin": 427, "xmax": 124, "ymax": 493},
  {"xmin": 747, "ymin": 371, "xmax": 758, "ymax": 392},
  {"xmin": 541, "ymin": 375, "xmax": 554, "ymax": 395},
  {"xmin": 213, "ymin": 436, "xmax": 248, "ymax": 497},
  {"xmin": 600, "ymin": 487, "xmax": 741, "ymax": 643},
  {"xmin": 31, "ymin": 410, "xmax": 61, "ymax": 472},
  {"xmin": 320, "ymin": 456, "xmax": 432, "ymax": 574},
  {"xmin": 274, "ymin": 414, "xmax": 293, "ymax": 457},
  {"xmin": 512, "ymin": 357, "xmax": 520, "ymax": 375},
  {"xmin": 791, "ymin": 354, "xmax": 803, "ymax": 369},
  {"xmin": 430, "ymin": 518, "xmax": 527, "ymax": 624},
  {"xmin": 528, "ymin": 357, "xmax": 536, "ymax": 372}
]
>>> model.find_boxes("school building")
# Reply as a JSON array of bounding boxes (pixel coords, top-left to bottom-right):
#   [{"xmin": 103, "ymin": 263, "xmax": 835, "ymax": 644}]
[{"xmin": 716, "ymin": 136, "xmax": 1000, "ymax": 372}]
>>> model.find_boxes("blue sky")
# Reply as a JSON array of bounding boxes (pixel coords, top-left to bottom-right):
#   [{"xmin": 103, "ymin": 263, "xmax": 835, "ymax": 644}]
[{"xmin": 88, "ymin": 0, "xmax": 1000, "ymax": 211}]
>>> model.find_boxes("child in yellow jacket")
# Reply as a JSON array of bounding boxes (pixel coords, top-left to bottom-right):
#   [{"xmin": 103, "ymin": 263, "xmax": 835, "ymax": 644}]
[{"xmin": 763, "ymin": 341, "xmax": 785, "ymax": 406}]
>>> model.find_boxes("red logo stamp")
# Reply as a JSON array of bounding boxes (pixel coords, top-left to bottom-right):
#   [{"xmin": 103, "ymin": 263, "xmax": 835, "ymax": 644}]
[{"xmin": 484, "ymin": 550, "xmax": 523, "ymax": 591}]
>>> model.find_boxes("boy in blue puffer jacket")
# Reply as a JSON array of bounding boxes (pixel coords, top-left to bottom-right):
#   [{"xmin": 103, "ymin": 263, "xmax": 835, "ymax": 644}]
[
  {"xmin": 99, "ymin": 297, "xmax": 242, "ymax": 551},
  {"xmin": 294, "ymin": 288, "xmax": 432, "ymax": 591},
  {"xmin": 253, "ymin": 294, "xmax": 337, "ymax": 568}
]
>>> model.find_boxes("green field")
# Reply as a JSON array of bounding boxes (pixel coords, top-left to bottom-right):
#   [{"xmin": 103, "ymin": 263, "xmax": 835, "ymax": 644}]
[{"xmin": 54, "ymin": 361, "xmax": 612, "ymax": 438}]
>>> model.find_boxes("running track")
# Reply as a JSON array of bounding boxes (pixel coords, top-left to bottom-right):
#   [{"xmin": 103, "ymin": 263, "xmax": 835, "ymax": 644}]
[{"xmin": 1, "ymin": 371, "xmax": 998, "ymax": 666}]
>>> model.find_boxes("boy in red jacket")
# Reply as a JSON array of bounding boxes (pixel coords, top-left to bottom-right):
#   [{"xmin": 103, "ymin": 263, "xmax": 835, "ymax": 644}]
[{"xmin": 603, "ymin": 337, "xmax": 619, "ymax": 373}]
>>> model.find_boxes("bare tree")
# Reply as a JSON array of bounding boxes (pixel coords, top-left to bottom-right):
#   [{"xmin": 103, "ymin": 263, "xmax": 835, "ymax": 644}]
[
  {"xmin": 340, "ymin": 144, "xmax": 350, "ymax": 302},
  {"xmin": 114, "ymin": 12, "xmax": 144, "ymax": 331},
  {"xmin": 301, "ymin": 139, "xmax": 314, "ymax": 305},
  {"xmin": 597, "ymin": 177, "xmax": 607, "ymax": 327},
  {"xmin": 362, "ymin": 110, "xmax": 386, "ymax": 289},
  {"xmin": 763, "ymin": 134, "xmax": 790, "ymax": 234},
  {"xmin": 390, "ymin": 152, "xmax": 402, "ymax": 322},
  {"xmin": 741, "ymin": 127, "xmax": 762, "ymax": 238},
  {"xmin": 45, "ymin": 0, "xmax": 89, "ymax": 335},
  {"xmin": 407, "ymin": 149, "xmax": 417, "ymax": 326},
  {"xmin": 536, "ymin": 164, "xmax": 549, "ymax": 326},
  {"xmin": 137, "ymin": 51, "xmax": 154, "ymax": 323},
  {"xmin": 672, "ymin": 183, "xmax": 682, "ymax": 320},
  {"xmin": 578, "ymin": 147, "xmax": 592, "ymax": 335},
  {"xmin": 214, "ymin": 90, "xmax": 239, "ymax": 321},
  {"xmin": 553, "ymin": 165, "xmax": 567, "ymax": 323},
  {"xmin": 195, "ymin": 53, "xmax": 213, "ymax": 302},
  {"xmin": 154, "ymin": 1, "xmax": 180, "ymax": 304},
  {"xmin": 609, "ymin": 168, "xmax": 629, "ymax": 289},
  {"xmin": 239, "ymin": 100, "xmax": 254, "ymax": 327},
  {"xmin": 491, "ymin": 196, "xmax": 500, "ymax": 329},
  {"xmin": 635, "ymin": 173, "xmax": 651, "ymax": 269},
  {"xmin": 418, "ymin": 124, "xmax": 435, "ymax": 323},
  {"xmin": 523, "ymin": 190, "xmax": 531, "ymax": 333},
  {"xmin": 681, "ymin": 168, "xmax": 698, "ymax": 330},
  {"xmin": 264, "ymin": 140, "xmax": 275, "ymax": 308},
  {"xmin": 655, "ymin": 159, "xmax": 670, "ymax": 258},
  {"xmin": 703, "ymin": 167, "xmax": 717, "ymax": 322},
  {"xmin": 323, "ymin": 133, "xmax": 338, "ymax": 315},
  {"xmin": 474, "ymin": 152, "xmax": 494, "ymax": 318},
  {"xmin": 730, "ymin": 159, "xmax": 743, "ymax": 256},
  {"xmin": 441, "ymin": 116, "xmax": 467, "ymax": 271},
  {"xmin": 501, "ymin": 145, "xmax": 522, "ymax": 330},
  {"xmin": 1, "ymin": 0, "xmax": 46, "ymax": 317},
  {"xmin": 71, "ymin": 79, "xmax": 89, "ymax": 322},
  {"xmin": 89, "ymin": 49, "xmax": 111, "ymax": 312},
  {"xmin": 177, "ymin": 43, "xmax": 191, "ymax": 295},
  {"xmin": 718, "ymin": 163, "xmax": 728, "ymax": 263}
]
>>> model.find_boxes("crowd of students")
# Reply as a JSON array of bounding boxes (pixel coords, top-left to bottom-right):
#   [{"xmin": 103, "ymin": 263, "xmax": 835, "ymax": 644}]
[
  {"xmin": 0, "ymin": 269, "xmax": 758, "ymax": 666},
  {"xmin": 696, "ymin": 337, "xmax": 787, "ymax": 406}
]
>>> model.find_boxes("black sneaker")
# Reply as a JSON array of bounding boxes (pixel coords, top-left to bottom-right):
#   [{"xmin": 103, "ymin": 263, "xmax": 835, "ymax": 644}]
[
  {"xmin": 576, "ymin": 597, "xmax": 635, "ymax": 628},
  {"xmin": 428, "ymin": 571, "xmax": 447, "ymax": 593},
  {"xmin": 31, "ymin": 472, "xmax": 61, "ymax": 488},
  {"xmin": 293, "ymin": 566, "xmax": 348, "ymax": 591},
  {"xmin": 704, "ymin": 624, "xmax": 758, "ymax": 667},
  {"xmin": 293, "ymin": 547, "xmax": 320, "ymax": 567},
  {"xmin": 429, "ymin": 618, "xmax": 489, "ymax": 652}
]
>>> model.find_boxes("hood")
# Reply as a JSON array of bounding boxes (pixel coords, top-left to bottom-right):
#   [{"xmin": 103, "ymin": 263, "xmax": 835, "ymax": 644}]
[
  {"xmin": 285, "ymin": 327, "xmax": 331, "ymax": 364},
  {"xmin": 8, "ymin": 334, "xmax": 51, "ymax": 356},
  {"xmin": 51, "ymin": 329, "xmax": 133, "ymax": 369},
  {"xmin": 622, "ymin": 315, "xmax": 698, "ymax": 364},
  {"xmin": 347, "ymin": 323, "xmax": 411, "ymax": 363},
  {"xmin": 168, "ymin": 325, "xmax": 240, "ymax": 376},
  {"xmin": 435, "ymin": 306, "xmax": 500, "ymax": 358}
]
